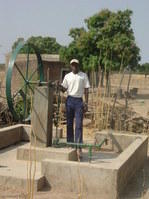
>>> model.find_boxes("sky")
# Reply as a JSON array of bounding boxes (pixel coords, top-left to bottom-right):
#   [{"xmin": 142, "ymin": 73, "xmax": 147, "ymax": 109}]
[{"xmin": 0, "ymin": 0, "xmax": 148, "ymax": 63}]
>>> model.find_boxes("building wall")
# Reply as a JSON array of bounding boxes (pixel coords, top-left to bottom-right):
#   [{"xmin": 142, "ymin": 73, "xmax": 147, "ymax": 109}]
[
  {"xmin": 43, "ymin": 61, "xmax": 64, "ymax": 82},
  {"xmin": 0, "ymin": 64, "xmax": 6, "ymax": 101}
]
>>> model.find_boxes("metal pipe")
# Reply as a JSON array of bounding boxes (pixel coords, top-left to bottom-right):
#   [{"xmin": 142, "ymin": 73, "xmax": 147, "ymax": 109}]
[
  {"xmin": 53, "ymin": 138, "xmax": 107, "ymax": 162},
  {"xmin": 28, "ymin": 80, "xmax": 48, "ymax": 85},
  {"xmin": 63, "ymin": 138, "xmax": 107, "ymax": 148}
]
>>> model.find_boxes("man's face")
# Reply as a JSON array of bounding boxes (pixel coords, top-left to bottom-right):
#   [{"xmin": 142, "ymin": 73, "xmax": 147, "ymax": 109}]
[{"xmin": 71, "ymin": 62, "xmax": 79, "ymax": 73}]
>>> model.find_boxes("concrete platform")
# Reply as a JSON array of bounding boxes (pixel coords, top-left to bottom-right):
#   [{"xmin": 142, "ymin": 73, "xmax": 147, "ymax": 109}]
[
  {"xmin": 81, "ymin": 150, "xmax": 119, "ymax": 164},
  {"xmin": 41, "ymin": 132, "xmax": 148, "ymax": 199},
  {"xmin": 0, "ymin": 125, "xmax": 148, "ymax": 199},
  {"xmin": 0, "ymin": 143, "xmax": 45, "ymax": 191},
  {"xmin": 0, "ymin": 124, "xmax": 22, "ymax": 149},
  {"xmin": 17, "ymin": 143, "xmax": 77, "ymax": 162}
]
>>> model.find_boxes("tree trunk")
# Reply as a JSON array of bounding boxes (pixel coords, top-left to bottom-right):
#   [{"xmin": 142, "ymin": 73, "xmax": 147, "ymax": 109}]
[
  {"xmin": 97, "ymin": 65, "xmax": 101, "ymax": 87},
  {"xmin": 106, "ymin": 71, "xmax": 109, "ymax": 88},
  {"xmin": 106, "ymin": 71, "xmax": 111, "ymax": 96},
  {"xmin": 100, "ymin": 69, "xmax": 104, "ymax": 87}
]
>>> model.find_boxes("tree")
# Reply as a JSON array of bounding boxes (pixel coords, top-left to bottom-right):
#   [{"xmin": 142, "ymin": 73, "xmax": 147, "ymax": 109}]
[
  {"xmin": 137, "ymin": 63, "xmax": 149, "ymax": 74},
  {"xmin": 59, "ymin": 27, "xmax": 87, "ymax": 66},
  {"xmin": 12, "ymin": 36, "xmax": 62, "ymax": 54},
  {"xmin": 60, "ymin": 9, "xmax": 140, "ymax": 86}
]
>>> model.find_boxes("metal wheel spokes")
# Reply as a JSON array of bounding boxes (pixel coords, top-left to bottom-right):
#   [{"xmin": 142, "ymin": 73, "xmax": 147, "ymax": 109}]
[
  {"xmin": 6, "ymin": 40, "xmax": 44, "ymax": 122},
  {"xmin": 28, "ymin": 67, "xmax": 38, "ymax": 82},
  {"xmin": 23, "ymin": 46, "xmax": 30, "ymax": 119},
  {"xmin": 26, "ymin": 46, "xmax": 30, "ymax": 80},
  {"xmin": 12, "ymin": 84, "xmax": 25, "ymax": 99},
  {"xmin": 14, "ymin": 63, "xmax": 26, "ymax": 82}
]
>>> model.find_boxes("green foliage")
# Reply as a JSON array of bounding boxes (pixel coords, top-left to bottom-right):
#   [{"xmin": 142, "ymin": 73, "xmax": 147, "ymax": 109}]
[
  {"xmin": 60, "ymin": 9, "xmax": 140, "ymax": 72},
  {"xmin": 136, "ymin": 63, "xmax": 149, "ymax": 73},
  {"xmin": 83, "ymin": 55, "xmax": 99, "ymax": 72},
  {"xmin": 69, "ymin": 27, "xmax": 86, "ymax": 40},
  {"xmin": 12, "ymin": 36, "xmax": 62, "ymax": 54},
  {"xmin": 14, "ymin": 97, "xmax": 31, "ymax": 121}
]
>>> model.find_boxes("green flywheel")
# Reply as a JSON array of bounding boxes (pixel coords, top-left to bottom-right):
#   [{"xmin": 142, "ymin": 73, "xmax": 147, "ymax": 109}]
[{"xmin": 6, "ymin": 40, "xmax": 44, "ymax": 122}]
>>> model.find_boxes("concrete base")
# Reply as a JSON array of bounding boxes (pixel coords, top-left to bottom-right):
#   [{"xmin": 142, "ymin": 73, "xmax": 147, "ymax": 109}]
[
  {"xmin": 41, "ymin": 132, "xmax": 148, "ymax": 199},
  {"xmin": 42, "ymin": 159, "xmax": 117, "ymax": 199},
  {"xmin": 0, "ymin": 124, "xmax": 22, "ymax": 149},
  {"xmin": 0, "ymin": 174, "xmax": 45, "ymax": 192},
  {"xmin": 31, "ymin": 86, "xmax": 53, "ymax": 147},
  {"xmin": 17, "ymin": 143, "xmax": 77, "ymax": 162},
  {"xmin": 0, "ymin": 143, "xmax": 45, "ymax": 191},
  {"xmin": 0, "ymin": 125, "xmax": 148, "ymax": 198},
  {"xmin": 95, "ymin": 129, "xmax": 140, "ymax": 152}
]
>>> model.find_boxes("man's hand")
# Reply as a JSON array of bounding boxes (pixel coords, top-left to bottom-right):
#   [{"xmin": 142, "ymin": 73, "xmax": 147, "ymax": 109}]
[
  {"xmin": 52, "ymin": 80, "xmax": 59, "ymax": 88},
  {"xmin": 54, "ymin": 80, "xmax": 67, "ymax": 93}
]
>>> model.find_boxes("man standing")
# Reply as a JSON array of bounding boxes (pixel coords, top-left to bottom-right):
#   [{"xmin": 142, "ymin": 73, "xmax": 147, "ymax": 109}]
[{"xmin": 59, "ymin": 59, "xmax": 90, "ymax": 156}]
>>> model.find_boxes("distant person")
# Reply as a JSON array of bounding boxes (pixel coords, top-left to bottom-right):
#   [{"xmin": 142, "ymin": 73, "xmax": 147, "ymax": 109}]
[{"xmin": 59, "ymin": 59, "xmax": 90, "ymax": 157}]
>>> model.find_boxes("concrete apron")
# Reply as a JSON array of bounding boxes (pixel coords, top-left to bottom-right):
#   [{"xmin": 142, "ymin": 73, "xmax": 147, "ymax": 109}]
[
  {"xmin": 0, "ymin": 124, "xmax": 77, "ymax": 192},
  {"xmin": 0, "ymin": 126, "xmax": 148, "ymax": 198},
  {"xmin": 41, "ymin": 132, "xmax": 148, "ymax": 199}
]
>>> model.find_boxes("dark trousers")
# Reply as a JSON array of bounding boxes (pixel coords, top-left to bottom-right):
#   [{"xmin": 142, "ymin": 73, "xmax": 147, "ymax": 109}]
[{"xmin": 66, "ymin": 96, "xmax": 83, "ymax": 143}]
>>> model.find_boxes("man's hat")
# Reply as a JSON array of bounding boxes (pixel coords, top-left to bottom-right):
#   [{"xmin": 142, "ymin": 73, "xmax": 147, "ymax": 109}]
[{"xmin": 70, "ymin": 59, "xmax": 79, "ymax": 65}]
